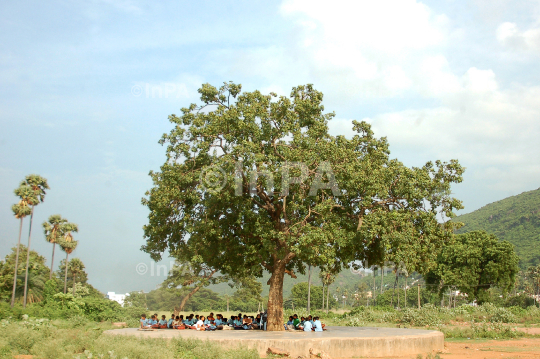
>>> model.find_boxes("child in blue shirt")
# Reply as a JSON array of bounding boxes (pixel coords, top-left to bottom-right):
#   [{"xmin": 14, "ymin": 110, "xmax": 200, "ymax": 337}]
[
  {"xmin": 139, "ymin": 314, "xmax": 151, "ymax": 329},
  {"xmin": 159, "ymin": 315, "xmax": 168, "ymax": 328},
  {"xmin": 287, "ymin": 316, "xmax": 294, "ymax": 325},
  {"xmin": 313, "ymin": 316, "xmax": 323, "ymax": 332}
]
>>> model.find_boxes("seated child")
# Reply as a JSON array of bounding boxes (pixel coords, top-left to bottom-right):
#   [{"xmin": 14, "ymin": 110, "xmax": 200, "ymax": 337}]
[
  {"xmin": 185, "ymin": 315, "xmax": 196, "ymax": 329},
  {"xmin": 302, "ymin": 319, "xmax": 313, "ymax": 332},
  {"xmin": 150, "ymin": 315, "xmax": 160, "ymax": 329},
  {"xmin": 233, "ymin": 316, "xmax": 243, "ymax": 329},
  {"xmin": 286, "ymin": 316, "xmax": 294, "ymax": 326},
  {"xmin": 139, "ymin": 314, "xmax": 152, "ymax": 329},
  {"xmin": 214, "ymin": 314, "xmax": 224, "ymax": 329},
  {"xmin": 168, "ymin": 314, "xmax": 175, "ymax": 328},
  {"xmin": 313, "ymin": 316, "xmax": 324, "ymax": 332},
  {"xmin": 292, "ymin": 314, "xmax": 300, "ymax": 329},
  {"xmin": 174, "ymin": 315, "xmax": 186, "ymax": 329},
  {"xmin": 242, "ymin": 315, "xmax": 253, "ymax": 330},
  {"xmin": 298, "ymin": 316, "xmax": 306, "ymax": 329},
  {"xmin": 159, "ymin": 315, "xmax": 168, "ymax": 329},
  {"xmin": 195, "ymin": 315, "xmax": 207, "ymax": 331},
  {"xmin": 252, "ymin": 314, "xmax": 261, "ymax": 329}
]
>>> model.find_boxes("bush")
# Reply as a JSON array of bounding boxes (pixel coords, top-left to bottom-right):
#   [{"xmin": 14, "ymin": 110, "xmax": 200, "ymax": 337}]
[{"xmin": 505, "ymin": 294, "xmax": 536, "ymax": 308}]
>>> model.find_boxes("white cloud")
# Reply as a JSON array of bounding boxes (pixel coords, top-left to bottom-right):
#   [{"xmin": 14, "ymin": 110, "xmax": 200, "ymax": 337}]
[
  {"xmin": 265, "ymin": 0, "xmax": 462, "ymax": 99},
  {"xmin": 496, "ymin": 21, "xmax": 540, "ymax": 53},
  {"xmin": 345, "ymin": 79, "xmax": 540, "ymax": 192}
]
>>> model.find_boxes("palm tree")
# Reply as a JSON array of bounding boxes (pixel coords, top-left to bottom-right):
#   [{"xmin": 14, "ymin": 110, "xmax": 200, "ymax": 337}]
[
  {"xmin": 58, "ymin": 225, "xmax": 78, "ymax": 294},
  {"xmin": 10, "ymin": 185, "xmax": 35, "ymax": 307},
  {"xmin": 42, "ymin": 215, "xmax": 68, "ymax": 280},
  {"xmin": 20, "ymin": 174, "xmax": 49, "ymax": 308},
  {"xmin": 68, "ymin": 258, "xmax": 85, "ymax": 296}
]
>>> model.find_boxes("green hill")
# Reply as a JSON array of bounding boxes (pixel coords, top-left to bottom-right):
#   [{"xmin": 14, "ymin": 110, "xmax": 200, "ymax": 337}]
[{"xmin": 455, "ymin": 187, "xmax": 540, "ymax": 268}]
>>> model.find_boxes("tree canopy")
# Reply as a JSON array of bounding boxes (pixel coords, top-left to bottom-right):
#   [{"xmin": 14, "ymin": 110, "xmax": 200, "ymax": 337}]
[
  {"xmin": 142, "ymin": 82, "xmax": 464, "ymax": 330},
  {"xmin": 426, "ymin": 230, "xmax": 519, "ymax": 304},
  {"xmin": 0, "ymin": 245, "xmax": 49, "ymax": 304}
]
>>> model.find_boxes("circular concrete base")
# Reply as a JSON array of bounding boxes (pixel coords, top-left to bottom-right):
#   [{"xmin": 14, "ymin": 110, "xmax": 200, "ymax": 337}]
[{"xmin": 104, "ymin": 326, "xmax": 443, "ymax": 358}]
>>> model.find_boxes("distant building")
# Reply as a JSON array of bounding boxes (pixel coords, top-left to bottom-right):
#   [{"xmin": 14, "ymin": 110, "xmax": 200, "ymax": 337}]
[{"xmin": 106, "ymin": 292, "xmax": 128, "ymax": 306}]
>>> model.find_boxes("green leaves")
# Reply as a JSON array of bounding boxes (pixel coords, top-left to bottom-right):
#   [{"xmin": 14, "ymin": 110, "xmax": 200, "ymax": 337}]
[
  {"xmin": 427, "ymin": 230, "xmax": 519, "ymax": 303},
  {"xmin": 143, "ymin": 82, "xmax": 464, "ymax": 326}
]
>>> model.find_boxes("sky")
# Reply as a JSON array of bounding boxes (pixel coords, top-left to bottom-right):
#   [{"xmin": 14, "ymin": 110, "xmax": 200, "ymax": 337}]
[{"xmin": 1, "ymin": 0, "xmax": 540, "ymax": 294}]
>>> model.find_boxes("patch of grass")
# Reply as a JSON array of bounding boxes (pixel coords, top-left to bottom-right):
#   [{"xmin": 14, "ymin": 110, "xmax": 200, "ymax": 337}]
[{"xmin": 0, "ymin": 317, "xmax": 260, "ymax": 359}]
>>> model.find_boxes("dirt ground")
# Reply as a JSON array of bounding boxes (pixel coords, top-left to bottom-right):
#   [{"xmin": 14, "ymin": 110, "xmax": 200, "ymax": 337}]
[{"xmin": 341, "ymin": 337, "xmax": 540, "ymax": 359}]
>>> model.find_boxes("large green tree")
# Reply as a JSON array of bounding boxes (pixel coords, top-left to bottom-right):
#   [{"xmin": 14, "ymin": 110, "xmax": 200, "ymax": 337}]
[
  {"xmin": 426, "ymin": 230, "xmax": 519, "ymax": 304},
  {"xmin": 142, "ymin": 82, "xmax": 464, "ymax": 330}
]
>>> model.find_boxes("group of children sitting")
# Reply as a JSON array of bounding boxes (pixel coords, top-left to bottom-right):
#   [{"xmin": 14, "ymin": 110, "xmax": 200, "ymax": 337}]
[
  {"xmin": 139, "ymin": 312, "xmax": 263, "ymax": 331},
  {"xmin": 286, "ymin": 314, "xmax": 325, "ymax": 332},
  {"xmin": 139, "ymin": 312, "xmax": 325, "ymax": 332}
]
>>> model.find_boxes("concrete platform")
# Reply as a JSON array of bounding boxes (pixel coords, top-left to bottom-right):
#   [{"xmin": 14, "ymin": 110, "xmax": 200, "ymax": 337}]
[{"xmin": 104, "ymin": 326, "xmax": 444, "ymax": 357}]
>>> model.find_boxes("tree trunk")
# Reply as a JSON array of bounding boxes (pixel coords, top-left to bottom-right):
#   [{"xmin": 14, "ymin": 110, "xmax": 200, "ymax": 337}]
[
  {"xmin": 321, "ymin": 283, "xmax": 325, "ymax": 311},
  {"xmin": 178, "ymin": 285, "xmax": 202, "ymax": 311},
  {"xmin": 404, "ymin": 276, "xmax": 407, "ymax": 308},
  {"xmin": 267, "ymin": 264, "xmax": 286, "ymax": 331},
  {"xmin": 307, "ymin": 265, "xmax": 312, "ymax": 313},
  {"xmin": 373, "ymin": 267, "xmax": 376, "ymax": 305},
  {"xmin": 23, "ymin": 207, "xmax": 34, "ymax": 308},
  {"xmin": 50, "ymin": 243, "xmax": 56, "ymax": 280},
  {"xmin": 391, "ymin": 270, "xmax": 398, "ymax": 307},
  {"xmin": 326, "ymin": 282, "xmax": 330, "ymax": 314},
  {"xmin": 72, "ymin": 273, "xmax": 76, "ymax": 296},
  {"xmin": 11, "ymin": 218, "xmax": 24, "ymax": 307},
  {"xmin": 418, "ymin": 283, "xmax": 421, "ymax": 309},
  {"xmin": 64, "ymin": 254, "xmax": 69, "ymax": 294},
  {"xmin": 380, "ymin": 266, "xmax": 384, "ymax": 294}
]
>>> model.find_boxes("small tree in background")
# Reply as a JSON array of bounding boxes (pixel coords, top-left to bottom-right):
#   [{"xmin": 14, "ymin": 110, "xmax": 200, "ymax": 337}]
[
  {"xmin": 0, "ymin": 245, "xmax": 49, "ymax": 304},
  {"xmin": 58, "ymin": 226, "xmax": 79, "ymax": 294},
  {"xmin": 426, "ymin": 230, "xmax": 519, "ymax": 304},
  {"xmin": 43, "ymin": 215, "xmax": 70, "ymax": 280}
]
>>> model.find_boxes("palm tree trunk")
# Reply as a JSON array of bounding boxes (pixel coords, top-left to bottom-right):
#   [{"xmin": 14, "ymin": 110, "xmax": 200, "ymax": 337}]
[
  {"xmin": 49, "ymin": 243, "xmax": 56, "ymax": 280},
  {"xmin": 307, "ymin": 265, "xmax": 311, "ymax": 313},
  {"xmin": 64, "ymin": 254, "xmax": 69, "ymax": 294},
  {"xmin": 11, "ymin": 218, "xmax": 24, "ymax": 307},
  {"xmin": 23, "ymin": 207, "xmax": 34, "ymax": 308}
]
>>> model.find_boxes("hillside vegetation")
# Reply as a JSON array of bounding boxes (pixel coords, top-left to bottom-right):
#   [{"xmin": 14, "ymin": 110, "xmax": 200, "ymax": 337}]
[{"xmin": 455, "ymin": 187, "xmax": 540, "ymax": 268}]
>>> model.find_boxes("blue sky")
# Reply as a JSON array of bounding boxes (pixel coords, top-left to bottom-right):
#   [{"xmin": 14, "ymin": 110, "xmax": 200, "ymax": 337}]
[{"xmin": 1, "ymin": 0, "xmax": 540, "ymax": 294}]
